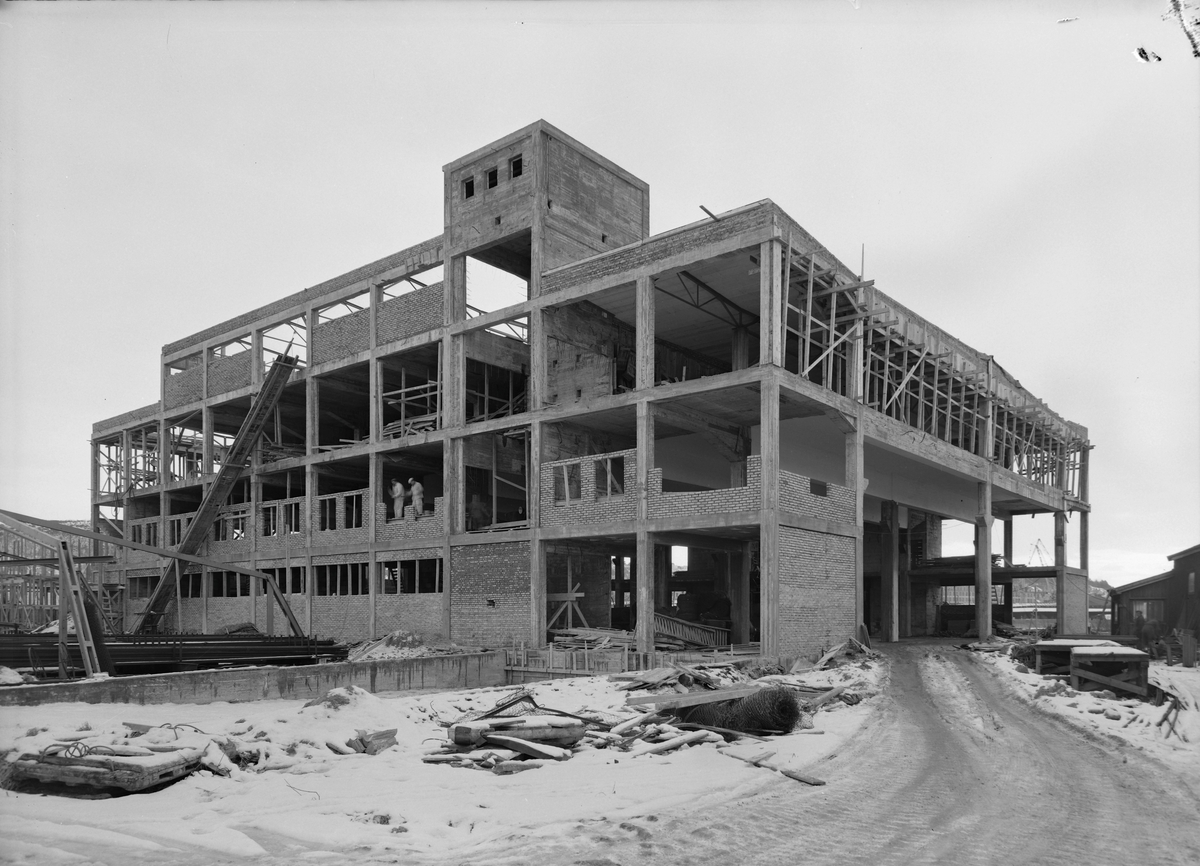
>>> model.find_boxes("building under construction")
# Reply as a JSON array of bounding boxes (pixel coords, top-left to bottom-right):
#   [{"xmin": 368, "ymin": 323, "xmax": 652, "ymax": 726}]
[{"xmin": 86, "ymin": 121, "xmax": 1092, "ymax": 658}]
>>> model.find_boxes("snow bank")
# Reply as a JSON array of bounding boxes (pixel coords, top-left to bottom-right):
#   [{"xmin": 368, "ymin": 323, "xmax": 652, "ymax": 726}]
[{"xmin": 0, "ymin": 661, "xmax": 884, "ymax": 863}]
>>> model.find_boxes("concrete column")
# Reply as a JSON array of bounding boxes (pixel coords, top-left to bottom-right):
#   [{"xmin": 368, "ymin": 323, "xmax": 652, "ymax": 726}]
[
  {"xmin": 529, "ymin": 420, "xmax": 545, "ymax": 644},
  {"xmin": 530, "ymin": 538, "xmax": 546, "ymax": 645},
  {"xmin": 898, "ymin": 505, "xmax": 911, "ymax": 638},
  {"xmin": 635, "ymin": 531, "xmax": 655, "ymax": 653},
  {"xmin": 635, "ymin": 275, "xmax": 655, "ymax": 389},
  {"xmin": 635, "ymin": 398, "xmax": 655, "ymax": 653},
  {"xmin": 1003, "ymin": 517, "xmax": 1014, "ymax": 567},
  {"xmin": 529, "ymin": 307, "xmax": 547, "ymax": 410},
  {"xmin": 880, "ymin": 500, "xmax": 899, "ymax": 642},
  {"xmin": 759, "ymin": 240, "xmax": 783, "ymax": 368},
  {"xmin": 844, "ymin": 417, "xmax": 865, "ymax": 628},
  {"xmin": 367, "ymin": 450, "xmax": 379, "ymax": 639},
  {"xmin": 759, "ymin": 374, "xmax": 780, "ymax": 655},
  {"xmin": 974, "ymin": 479, "xmax": 994, "ymax": 639}
]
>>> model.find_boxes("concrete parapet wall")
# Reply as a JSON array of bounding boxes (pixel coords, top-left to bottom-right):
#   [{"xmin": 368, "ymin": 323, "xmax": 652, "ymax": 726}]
[{"xmin": 0, "ymin": 651, "xmax": 505, "ymax": 707}]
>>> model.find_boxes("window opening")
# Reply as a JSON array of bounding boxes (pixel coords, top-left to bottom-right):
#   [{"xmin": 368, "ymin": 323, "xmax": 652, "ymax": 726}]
[
  {"xmin": 486, "ymin": 167, "xmax": 498, "ymax": 189},
  {"xmin": 595, "ymin": 456, "xmax": 625, "ymax": 497},
  {"xmin": 262, "ymin": 506, "xmax": 279, "ymax": 537},
  {"xmin": 463, "ymin": 177, "xmax": 475, "ymax": 199},
  {"xmin": 378, "ymin": 559, "xmax": 443, "ymax": 594},
  {"xmin": 283, "ymin": 502, "xmax": 301, "ymax": 534},
  {"xmin": 260, "ymin": 317, "xmax": 307, "ymax": 369},
  {"xmin": 314, "ymin": 562, "xmax": 369, "ymax": 596},
  {"xmin": 167, "ymin": 352, "xmax": 203, "ymax": 375},
  {"xmin": 554, "ymin": 463, "xmax": 582, "ymax": 503},
  {"xmin": 379, "ymin": 264, "xmax": 444, "ymax": 301},
  {"xmin": 345, "ymin": 494, "xmax": 363, "ymax": 529},
  {"xmin": 319, "ymin": 498, "xmax": 337, "ymax": 531},
  {"xmin": 510, "ymin": 155, "xmax": 523, "ymax": 178},
  {"xmin": 809, "ymin": 479, "xmax": 828, "ymax": 497},
  {"xmin": 316, "ymin": 290, "xmax": 369, "ymax": 324},
  {"xmin": 1132, "ymin": 600, "xmax": 1164, "ymax": 622},
  {"xmin": 128, "ymin": 576, "xmax": 160, "ymax": 600},
  {"xmin": 210, "ymin": 338, "xmax": 251, "ymax": 360}
]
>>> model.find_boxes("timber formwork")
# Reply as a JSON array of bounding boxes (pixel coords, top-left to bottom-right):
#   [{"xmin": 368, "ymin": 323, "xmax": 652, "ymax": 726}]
[{"xmin": 89, "ymin": 121, "xmax": 1091, "ymax": 659}]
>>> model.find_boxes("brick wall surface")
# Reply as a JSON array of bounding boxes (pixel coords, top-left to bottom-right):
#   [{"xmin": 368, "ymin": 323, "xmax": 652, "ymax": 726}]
[
  {"xmin": 450, "ymin": 542, "xmax": 531, "ymax": 647},
  {"xmin": 256, "ymin": 496, "xmax": 307, "ymax": 556},
  {"xmin": 647, "ymin": 456, "xmax": 760, "ymax": 519},
  {"xmin": 540, "ymin": 449, "xmax": 637, "ymax": 527},
  {"xmin": 777, "ymin": 526, "xmax": 857, "ymax": 661},
  {"xmin": 375, "ymin": 594, "xmax": 445, "ymax": 640},
  {"xmin": 375, "ymin": 498, "xmax": 445, "ymax": 542},
  {"xmin": 93, "ymin": 403, "xmax": 160, "ymax": 436},
  {"xmin": 207, "ymin": 353, "xmax": 253, "ymax": 398},
  {"xmin": 312, "ymin": 595, "xmax": 372, "ymax": 642},
  {"xmin": 542, "ymin": 205, "xmax": 772, "ymax": 295},
  {"xmin": 164, "ymin": 366, "xmax": 203, "ymax": 410},
  {"xmin": 204, "ymin": 597, "xmax": 256, "ymax": 632},
  {"xmin": 312, "ymin": 307, "xmax": 370, "ymax": 365},
  {"xmin": 378, "ymin": 283, "xmax": 445, "ymax": 345},
  {"xmin": 778, "ymin": 470, "xmax": 855, "ymax": 523},
  {"xmin": 177, "ymin": 599, "xmax": 204, "ymax": 633}
]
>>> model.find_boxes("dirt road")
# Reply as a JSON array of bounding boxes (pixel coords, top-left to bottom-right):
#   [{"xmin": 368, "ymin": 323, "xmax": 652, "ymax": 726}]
[{"xmin": 536, "ymin": 641, "xmax": 1200, "ymax": 866}]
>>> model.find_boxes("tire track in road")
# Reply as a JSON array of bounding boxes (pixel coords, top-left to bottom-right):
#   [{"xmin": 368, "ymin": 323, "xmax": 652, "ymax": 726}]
[{"xmin": 539, "ymin": 641, "xmax": 1200, "ymax": 866}]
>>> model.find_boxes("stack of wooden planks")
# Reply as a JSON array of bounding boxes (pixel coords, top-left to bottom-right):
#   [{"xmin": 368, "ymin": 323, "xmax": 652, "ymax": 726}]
[{"xmin": 422, "ymin": 708, "xmax": 727, "ymax": 773}]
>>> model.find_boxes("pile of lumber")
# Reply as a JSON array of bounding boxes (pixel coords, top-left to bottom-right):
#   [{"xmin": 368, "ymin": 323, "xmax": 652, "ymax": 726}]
[
  {"xmin": 612, "ymin": 661, "xmax": 737, "ymax": 692},
  {"xmin": 422, "ymin": 708, "xmax": 728, "ymax": 773},
  {"xmin": 550, "ymin": 627, "xmax": 637, "ymax": 651}
]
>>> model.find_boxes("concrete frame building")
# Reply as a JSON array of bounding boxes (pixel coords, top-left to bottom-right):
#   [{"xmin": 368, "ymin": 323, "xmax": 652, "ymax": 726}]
[{"xmin": 90, "ymin": 121, "xmax": 1092, "ymax": 658}]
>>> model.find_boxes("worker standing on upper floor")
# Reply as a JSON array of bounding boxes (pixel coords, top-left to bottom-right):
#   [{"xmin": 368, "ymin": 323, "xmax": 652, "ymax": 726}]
[
  {"xmin": 408, "ymin": 478, "xmax": 424, "ymax": 519},
  {"xmin": 388, "ymin": 479, "xmax": 405, "ymax": 522}
]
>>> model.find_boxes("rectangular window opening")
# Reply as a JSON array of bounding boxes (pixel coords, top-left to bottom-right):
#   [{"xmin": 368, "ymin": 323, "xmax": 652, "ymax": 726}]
[
  {"xmin": 509, "ymin": 155, "xmax": 523, "ymax": 178},
  {"xmin": 486, "ymin": 167, "xmax": 498, "ymax": 188},
  {"xmin": 595, "ymin": 456, "xmax": 625, "ymax": 498},
  {"xmin": 810, "ymin": 479, "xmax": 828, "ymax": 497},
  {"xmin": 463, "ymin": 177, "xmax": 475, "ymax": 199}
]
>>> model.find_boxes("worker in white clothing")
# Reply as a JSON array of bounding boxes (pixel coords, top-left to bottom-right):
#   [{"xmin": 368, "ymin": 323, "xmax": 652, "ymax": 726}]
[
  {"xmin": 408, "ymin": 478, "xmax": 424, "ymax": 519},
  {"xmin": 388, "ymin": 479, "xmax": 405, "ymax": 521}
]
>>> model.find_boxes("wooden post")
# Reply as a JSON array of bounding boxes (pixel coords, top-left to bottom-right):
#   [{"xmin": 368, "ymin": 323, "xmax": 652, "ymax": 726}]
[
  {"xmin": 880, "ymin": 500, "xmax": 899, "ymax": 642},
  {"xmin": 898, "ymin": 505, "xmax": 910, "ymax": 638},
  {"xmin": 975, "ymin": 477, "xmax": 993, "ymax": 639},
  {"xmin": 759, "ymin": 374, "xmax": 780, "ymax": 655},
  {"xmin": 1079, "ymin": 510, "xmax": 1089, "ymax": 574}
]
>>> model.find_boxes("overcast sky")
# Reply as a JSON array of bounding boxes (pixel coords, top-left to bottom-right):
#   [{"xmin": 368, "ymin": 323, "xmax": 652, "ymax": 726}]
[{"xmin": 1, "ymin": 1, "xmax": 1196, "ymax": 587}]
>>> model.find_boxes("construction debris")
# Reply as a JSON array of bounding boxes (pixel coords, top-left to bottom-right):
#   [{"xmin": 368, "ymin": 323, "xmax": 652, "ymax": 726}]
[{"xmin": 719, "ymin": 748, "xmax": 826, "ymax": 786}]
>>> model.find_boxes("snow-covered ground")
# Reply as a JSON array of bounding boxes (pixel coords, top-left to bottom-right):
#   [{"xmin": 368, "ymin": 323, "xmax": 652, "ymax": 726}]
[
  {"xmin": 0, "ymin": 661, "xmax": 882, "ymax": 864},
  {"xmin": 972, "ymin": 645, "xmax": 1200, "ymax": 782}
]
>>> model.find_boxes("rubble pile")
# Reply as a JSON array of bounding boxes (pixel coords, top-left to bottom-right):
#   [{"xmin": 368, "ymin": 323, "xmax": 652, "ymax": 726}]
[
  {"xmin": 421, "ymin": 659, "xmax": 869, "ymax": 776},
  {"xmin": 346, "ymin": 630, "xmax": 469, "ymax": 662}
]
